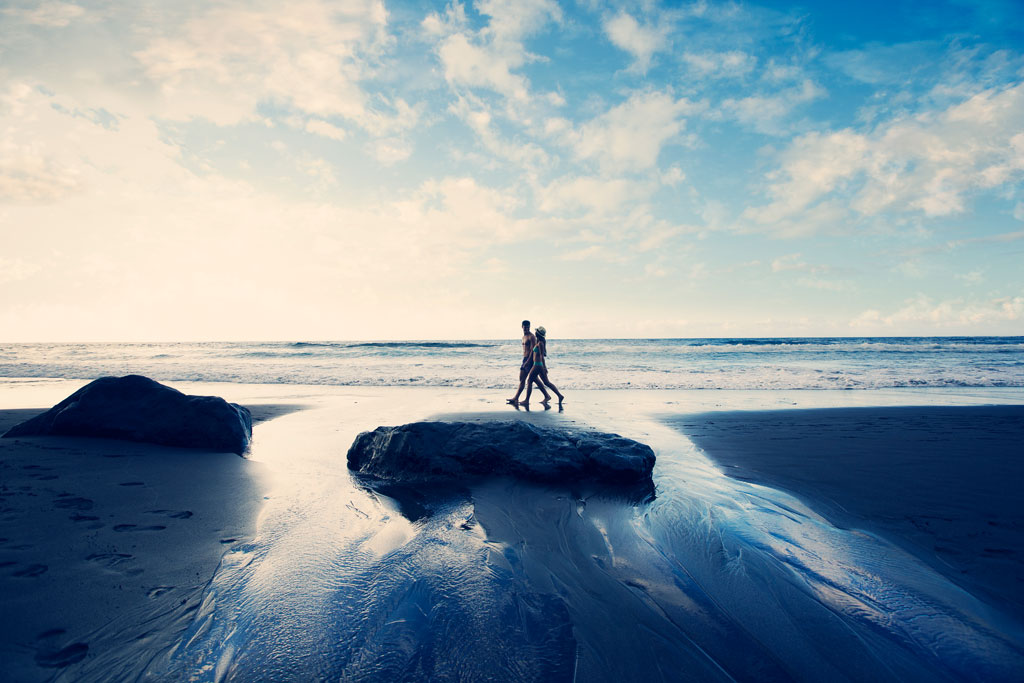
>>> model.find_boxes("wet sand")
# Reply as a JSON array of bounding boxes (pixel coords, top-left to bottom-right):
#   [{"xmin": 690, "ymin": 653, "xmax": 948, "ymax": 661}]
[
  {"xmin": 2, "ymin": 383, "xmax": 1024, "ymax": 681},
  {"xmin": 0, "ymin": 406, "xmax": 273, "ymax": 681},
  {"xmin": 668, "ymin": 405, "xmax": 1024, "ymax": 614}
]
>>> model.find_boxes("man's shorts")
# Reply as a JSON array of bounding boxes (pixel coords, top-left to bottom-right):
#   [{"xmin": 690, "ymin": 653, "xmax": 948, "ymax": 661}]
[{"xmin": 519, "ymin": 355, "xmax": 532, "ymax": 379}]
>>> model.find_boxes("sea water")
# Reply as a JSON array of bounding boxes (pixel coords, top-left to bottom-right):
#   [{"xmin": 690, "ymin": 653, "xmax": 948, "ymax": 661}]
[{"xmin": 1, "ymin": 336, "xmax": 1022, "ymax": 389}]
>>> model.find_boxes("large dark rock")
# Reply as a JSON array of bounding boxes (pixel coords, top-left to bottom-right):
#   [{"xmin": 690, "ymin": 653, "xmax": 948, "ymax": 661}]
[
  {"xmin": 347, "ymin": 421, "xmax": 656, "ymax": 489},
  {"xmin": 2, "ymin": 375, "xmax": 252, "ymax": 455}
]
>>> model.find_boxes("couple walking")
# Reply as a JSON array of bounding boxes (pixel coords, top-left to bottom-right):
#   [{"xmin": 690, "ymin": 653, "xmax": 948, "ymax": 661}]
[{"xmin": 507, "ymin": 320, "xmax": 565, "ymax": 407}]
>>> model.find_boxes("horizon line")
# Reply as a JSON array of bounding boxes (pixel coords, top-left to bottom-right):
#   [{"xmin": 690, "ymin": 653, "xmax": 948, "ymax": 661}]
[{"xmin": 3, "ymin": 334, "xmax": 1023, "ymax": 345}]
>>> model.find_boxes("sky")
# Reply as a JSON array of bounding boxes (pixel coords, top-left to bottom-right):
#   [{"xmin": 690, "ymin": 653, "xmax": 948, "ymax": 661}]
[{"xmin": 1, "ymin": 0, "xmax": 1023, "ymax": 341}]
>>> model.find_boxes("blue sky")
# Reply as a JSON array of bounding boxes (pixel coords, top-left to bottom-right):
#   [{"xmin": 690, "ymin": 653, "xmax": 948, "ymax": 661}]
[{"xmin": 1, "ymin": 0, "xmax": 1022, "ymax": 340}]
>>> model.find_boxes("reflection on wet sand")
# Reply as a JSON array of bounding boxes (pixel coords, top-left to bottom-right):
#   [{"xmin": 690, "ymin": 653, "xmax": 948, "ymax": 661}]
[{"xmin": 147, "ymin": 388, "xmax": 1023, "ymax": 682}]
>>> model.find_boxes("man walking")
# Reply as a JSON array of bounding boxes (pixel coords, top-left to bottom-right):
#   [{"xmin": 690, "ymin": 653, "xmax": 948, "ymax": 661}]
[{"xmin": 507, "ymin": 320, "xmax": 550, "ymax": 405}]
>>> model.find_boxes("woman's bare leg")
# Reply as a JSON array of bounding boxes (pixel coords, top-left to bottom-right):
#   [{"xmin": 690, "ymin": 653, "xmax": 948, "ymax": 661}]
[
  {"xmin": 536, "ymin": 375, "xmax": 552, "ymax": 402},
  {"xmin": 540, "ymin": 371, "xmax": 564, "ymax": 402},
  {"xmin": 524, "ymin": 368, "xmax": 550, "ymax": 404}
]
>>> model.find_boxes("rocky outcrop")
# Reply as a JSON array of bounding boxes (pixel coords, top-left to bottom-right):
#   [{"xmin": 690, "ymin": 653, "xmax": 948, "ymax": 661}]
[
  {"xmin": 2, "ymin": 375, "xmax": 252, "ymax": 455},
  {"xmin": 347, "ymin": 421, "xmax": 656, "ymax": 489}
]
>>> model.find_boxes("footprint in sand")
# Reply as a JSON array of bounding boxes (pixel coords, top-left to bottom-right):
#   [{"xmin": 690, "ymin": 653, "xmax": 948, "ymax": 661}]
[
  {"xmin": 53, "ymin": 496, "xmax": 94, "ymax": 511},
  {"xmin": 35, "ymin": 642, "xmax": 89, "ymax": 668},
  {"xmin": 86, "ymin": 552, "xmax": 134, "ymax": 569},
  {"xmin": 146, "ymin": 586, "xmax": 176, "ymax": 598},
  {"xmin": 12, "ymin": 563, "xmax": 48, "ymax": 578},
  {"xmin": 36, "ymin": 628, "xmax": 66, "ymax": 639},
  {"xmin": 68, "ymin": 513, "xmax": 100, "ymax": 522},
  {"xmin": 113, "ymin": 524, "xmax": 167, "ymax": 532},
  {"xmin": 87, "ymin": 552, "xmax": 142, "ymax": 576},
  {"xmin": 146, "ymin": 509, "xmax": 193, "ymax": 519}
]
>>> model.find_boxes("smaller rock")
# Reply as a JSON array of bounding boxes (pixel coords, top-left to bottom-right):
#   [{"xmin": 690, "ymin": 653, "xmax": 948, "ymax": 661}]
[
  {"xmin": 347, "ymin": 421, "xmax": 656, "ymax": 490},
  {"xmin": 2, "ymin": 375, "xmax": 252, "ymax": 455}
]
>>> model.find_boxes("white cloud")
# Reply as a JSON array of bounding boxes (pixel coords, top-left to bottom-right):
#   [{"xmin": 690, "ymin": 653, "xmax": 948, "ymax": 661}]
[
  {"xmin": 722, "ymin": 79, "xmax": 825, "ymax": 135},
  {"xmin": 569, "ymin": 90, "xmax": 702, "ymax": 172},
  {"xmin": 955, "ymin": 270, "xmax": 984, "ymax": 284},
  {"xmin": 0, "ymin": 140, "xmax": 83, "ymax": 201},
  {"xmin": 476, "ymin": 0, "xmax": 561, "ymax": 41},
  {"xmin": 304, "ymin": 119, "xmax": 347, "ymax": 141},
  {"xmin": 746, "ymin": 82, "xmax": 1024, "ymax": 229},
  {"xmin": 537, "ymin": 176, "xmax": 649, "ymax": 215},
  {"xmin": 0, "ymin": 83, "xmax": 92, "ymax": 200},
  {"xmin": 1014, "ymin": 202, "xmax": 1024, "ymax": 221},
  {"xmin": 771, "ymin": 253, "xmax": 828, "ymax": 273},
  {"xmin": 297, "ymin": 156, "xmax": 337, "ymax": 187},
  {"xmin": 604, "ymin": 11, "xmax": 670, "ymax": 73},
  {"xmin": 660, "ymin": 166, "xmax": 686, "ymax": 186},
  {"xmin": 770, "ymin": 254, "xmax": 849, "ymax": 289},
  {"xmin": 448, "ymin": 96, "xmax": 549, "ymax": 168},
  {"xmin": 424, "ymin": 0, "xmax": 564, "ymax": 168},
  {"xmin": 850, "ymin": 294, "xmax": 1024, "ymax": 330},
  {"xmin": 2, "ymin": 1, "xmax": 85, "ymax": 27},
  {"xmin": 397, "ymin": 176, "xmax": 527, "ymax": 246},
  {"xmin": 895, "ymin": 259, "xmax": 925, "ymax": 279},
  {"xmin": 543, "ymin": 116, "xmax": 571, "ymax": 136},
  {"xmin": 825, "ymin": 42, "xmax": 937, "ymax": 85},
  {"xmin": 633, "ymin": 225, "xmax": 693, "ymax": 252},
  {"xmin": 427, "ymin": 0, "xmax": 560, "ymax": 110},
  {"xmin": 370, "ymin": 137, "xmax": 412, "ymax": 164},
  {"xmin": 688, "ymin": 262, "xmax": 709, "ymax": 280},
  {"xmin": 133, "ymin": 0, "xmax": 411, "ymax": 134},
  {"xmin": 480, "ymin": 257, "xmax": 507, "ymax": 273},
  {"xmin": 437, "ymin": 33, "xmax": 531, "ymax": 102},
  {"xmin": 681, "ymin": 51, "xmax": 756, "ymax": 79},
  {"xmin": 948, "ymin": 228, "xmax": 1024, "ymax": 247},
  {"xmin": 797, "ymin": 277, "xmax": 851, "ymax": 291},
  {"xmin": 850, "ymin": 309, "xmax": 882, "ymax": 327},
  {"xmin": 559, "ymin": 245, "xmax": 629, "ymax": 263},
  {"xmin": 0, "ymin": 257, "xmax": 43, "ymax": 284},
  {"xmin": 644, "ymin": 261, "xmax": 669, "ymax": 277}
]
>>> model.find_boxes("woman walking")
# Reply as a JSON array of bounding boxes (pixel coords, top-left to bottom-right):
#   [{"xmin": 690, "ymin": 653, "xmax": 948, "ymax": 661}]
[{"xmin": 524, "ymin": 326, "xmax": 565, "ymax": 407}]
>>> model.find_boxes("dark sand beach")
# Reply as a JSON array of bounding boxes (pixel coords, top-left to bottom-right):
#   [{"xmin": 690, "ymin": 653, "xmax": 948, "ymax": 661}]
[
  {"xmin": 2, "ymin": 383, "xmax": 1024, "ymax": 681},
  {"xmin": 0, "ymin": 406, "xmax": 278, "ymax": 681},
  {"xmin": 668, "ymin": 405, "xmax": 1024, "ymax": 614}
]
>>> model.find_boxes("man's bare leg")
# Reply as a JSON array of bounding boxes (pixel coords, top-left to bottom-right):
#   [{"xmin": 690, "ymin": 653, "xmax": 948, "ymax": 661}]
[{"xmin": 507, "ymin": 367, "xmax": 530, "ymax": 403}]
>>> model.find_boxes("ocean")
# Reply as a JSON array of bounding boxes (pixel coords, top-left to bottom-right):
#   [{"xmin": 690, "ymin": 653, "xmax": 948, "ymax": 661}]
[{"xmin": 2, "ymin": 336, "xmax": 1022, "ymax": 389}]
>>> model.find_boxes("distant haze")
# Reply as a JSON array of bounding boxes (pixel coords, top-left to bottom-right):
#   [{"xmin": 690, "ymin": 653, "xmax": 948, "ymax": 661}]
[{"xmin": 1, "ymin": 0, "xmax": 1023, "ymax": 341}]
